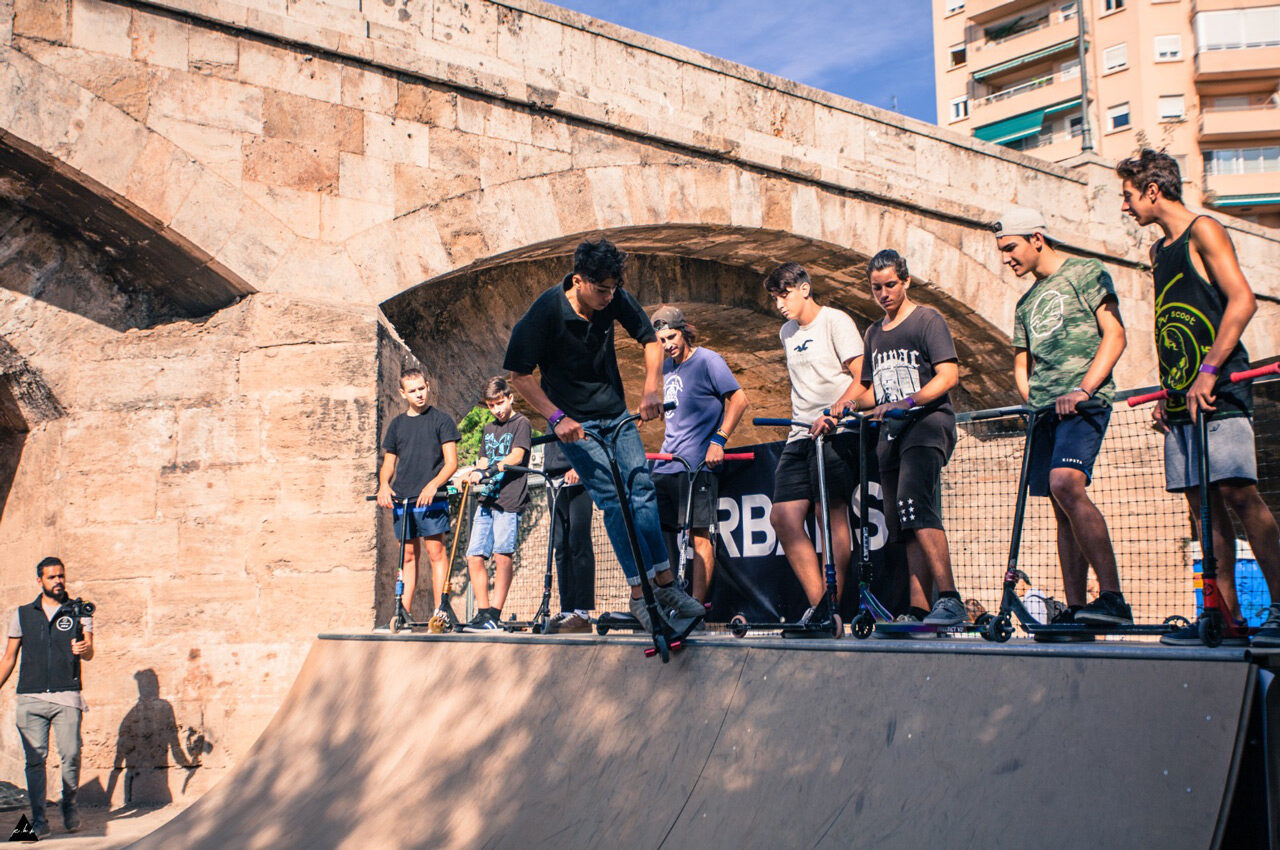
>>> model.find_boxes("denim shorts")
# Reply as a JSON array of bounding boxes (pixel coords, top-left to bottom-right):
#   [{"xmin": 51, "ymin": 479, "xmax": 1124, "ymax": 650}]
[
  {"xmin": 1164, "ymin": 416, "xmax": 1258, "ymax": 491},
  {"xmin": 466, "ymin": 505, "xmax": 521, "ymax": 558},
  {"xmin": 1027, "ymin": 407, "xmax": 1110, "ymax": 498},
  {"xmin": 392, "ymin": 500, "xmax": 450, "ymax": 541}
]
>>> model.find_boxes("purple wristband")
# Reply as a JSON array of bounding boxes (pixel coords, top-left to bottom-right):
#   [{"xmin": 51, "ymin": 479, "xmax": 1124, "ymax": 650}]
[
  {"xmin": 1198, "ymin": 363, "xmax": 1220, "ymax": 376},
  {"xmin": 904, "ymin": 396, "xmax": 916, "ymax": 408},
  {"xmin": 548, "ymin": 409, "xmax": 567, "ymax": 428}
]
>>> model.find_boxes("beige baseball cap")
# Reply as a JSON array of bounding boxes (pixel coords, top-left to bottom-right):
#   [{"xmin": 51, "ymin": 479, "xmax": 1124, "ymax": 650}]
[{"xmin": 994, "ymin": 206, "xmax": 1051, "ymax": 240}]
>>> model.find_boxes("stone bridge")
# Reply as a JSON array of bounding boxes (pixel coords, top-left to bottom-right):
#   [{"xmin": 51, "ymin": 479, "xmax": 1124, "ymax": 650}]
[{"xmin": 2, "ymin": 0, "xmax": 1278, "ymax": 804}]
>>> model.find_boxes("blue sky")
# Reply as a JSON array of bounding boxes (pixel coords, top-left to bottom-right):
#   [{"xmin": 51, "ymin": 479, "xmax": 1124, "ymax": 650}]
[{"xmin": 551, "ymin": 0, "xmax": 939, "ymax": 124}]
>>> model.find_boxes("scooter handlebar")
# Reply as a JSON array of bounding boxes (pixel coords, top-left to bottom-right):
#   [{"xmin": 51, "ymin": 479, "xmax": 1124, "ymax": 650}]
[
  {"xmin": 1127, "ymin": 362, "xmax": 1278, "ymax": 407},
  {"xmin": 753, "ymin": 417, "xmax": 801, "ymax": 428},
  {"xmin": 646, "ymin": 452, "xmax": 755, "ymax": 461}
]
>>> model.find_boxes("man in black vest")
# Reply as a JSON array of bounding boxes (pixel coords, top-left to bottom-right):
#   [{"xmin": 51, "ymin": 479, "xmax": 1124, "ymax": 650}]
[{"xmin": 0, "ymin": 557, "xmax": 94, "ymax": 835}]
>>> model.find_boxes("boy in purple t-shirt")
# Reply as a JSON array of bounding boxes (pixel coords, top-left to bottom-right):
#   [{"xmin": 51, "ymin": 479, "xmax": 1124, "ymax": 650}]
[{"xmin": 650, "ymin": 306, "xmax": 750, "ymax": 603}]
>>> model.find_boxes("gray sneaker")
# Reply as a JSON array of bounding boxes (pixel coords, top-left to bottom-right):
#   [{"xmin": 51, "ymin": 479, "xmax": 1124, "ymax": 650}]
[
  {"xmin": 656, "ymin": 584, "xmax": 705, "ymax": 621},
  {"xmin": 629, "ymin": 596, "xmax": 654, "ymax": 632},
  {"xmin": 1253, "ymin": 604, "xmax": 1280, "ymax": 648},
  {"xmin": 923, "ymin": 596, "xmax": 966, "ymax": 626}
]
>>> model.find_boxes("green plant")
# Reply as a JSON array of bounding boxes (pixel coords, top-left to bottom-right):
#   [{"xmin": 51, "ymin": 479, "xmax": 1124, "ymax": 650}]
[{"xmin": 456, "ymin": 405, "xmax": 494, "ymax": 465}]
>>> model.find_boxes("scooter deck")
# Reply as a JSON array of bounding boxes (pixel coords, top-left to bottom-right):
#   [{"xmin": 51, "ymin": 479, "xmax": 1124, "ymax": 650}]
[
  {"xmin": 595, "ymin": 611, "xmax": 644, "ymax": 635},
  {"xmin": 1024, "ymin": 622, "xmax": 1183, "ymax": 637},
  {"xmin": 873, "ymin": 622, "xmax": 985, "ymax": 638},
  {"xmin": 727, "ymin": 615, "xmax": 843, "ymax": 639}
]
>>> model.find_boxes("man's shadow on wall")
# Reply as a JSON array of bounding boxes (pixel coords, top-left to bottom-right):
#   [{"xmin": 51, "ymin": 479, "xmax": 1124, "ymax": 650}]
[{"xmin": 103, "ymin": 669, "xmax": 212, "ymax": 814}]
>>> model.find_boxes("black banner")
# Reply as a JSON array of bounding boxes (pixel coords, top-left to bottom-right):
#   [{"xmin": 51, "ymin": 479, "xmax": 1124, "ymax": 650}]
[{"xmin": 706, "ymin": 440, "xmax": 908, "ymax": 623}]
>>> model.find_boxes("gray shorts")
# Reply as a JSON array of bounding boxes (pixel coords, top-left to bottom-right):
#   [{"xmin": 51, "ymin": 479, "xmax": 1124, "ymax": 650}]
[{"xmin": 1164, "ymin": 416, "xmax": 1258, "ymax": 492}]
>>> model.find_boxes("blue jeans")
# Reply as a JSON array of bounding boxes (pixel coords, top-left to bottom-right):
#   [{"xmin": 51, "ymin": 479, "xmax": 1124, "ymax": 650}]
[
  {"xmin": 466, "ymin": 505, "xmax": 521, "ymax": 557},
  {"xmin": 558, "ymin": 413, "xmax": 669, "ymax": 585}
]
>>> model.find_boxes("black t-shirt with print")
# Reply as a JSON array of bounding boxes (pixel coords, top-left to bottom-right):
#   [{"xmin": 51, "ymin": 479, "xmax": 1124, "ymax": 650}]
[
  {"xmin": 479, "ymin": 413, "xmax": 532, "ymax": 512},
  {"xmin": 861, "ymin": 306, "xmax": 958, "ymax": 469}
]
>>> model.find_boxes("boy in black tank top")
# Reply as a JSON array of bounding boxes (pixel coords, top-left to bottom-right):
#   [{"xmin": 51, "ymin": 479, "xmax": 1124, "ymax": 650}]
[{"xmin": 1117, "ymin": 149, "xmax": 1280, "ymax": 647}]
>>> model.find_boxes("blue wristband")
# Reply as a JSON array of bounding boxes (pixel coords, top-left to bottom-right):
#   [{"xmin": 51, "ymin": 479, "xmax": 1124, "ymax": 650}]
[{"xmin": 709, "ymin": 431, "xmax": 728, "ymax": 448}]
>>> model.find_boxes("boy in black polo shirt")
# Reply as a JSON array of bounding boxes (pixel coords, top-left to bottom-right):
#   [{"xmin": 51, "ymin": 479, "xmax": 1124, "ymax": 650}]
[
  {"xmin": 376, "ymin": 368, "xmax": 460, "ymax": 629},
  {"xmin": 504, "ymin": 239, "xmax": 704, "ymax": 632}
]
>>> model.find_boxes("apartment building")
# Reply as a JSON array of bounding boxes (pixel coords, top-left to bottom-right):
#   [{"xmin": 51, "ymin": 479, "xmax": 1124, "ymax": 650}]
[{"xmin": 934, "ymin": 0, "xmax": 1280, "ymax": 227}]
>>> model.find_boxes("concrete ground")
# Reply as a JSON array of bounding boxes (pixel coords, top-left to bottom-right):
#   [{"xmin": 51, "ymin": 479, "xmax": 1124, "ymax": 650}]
[{"xmin": 0, "ymin": 804, "xmax": 190, "ymax": 848}]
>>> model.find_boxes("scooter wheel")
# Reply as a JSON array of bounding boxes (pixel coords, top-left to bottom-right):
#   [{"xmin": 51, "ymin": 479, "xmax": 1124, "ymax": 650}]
[
  {"xmin": 1163, "ymin": 614, "xmax": 1191, "ymax": 629},
  {"xmin": 852, "ymin": 612, "xmax": 874, "ymax": 639},
  {"xmin": 987, "ymin": 615, "xmax": 1013, "ymax": 643},
  {"xmin": 389, "ymin": 617, "xmax": 401, "ymax": 635},
  {"xmin": 830, "ymin": 613, "xmax": 844, "ymax": 639},
  {"xmin": 975, "ymin": 613, "xmax": 994, "ymax": 626},
  {"xmin": 729, "ymin": 614, "xmax": 749, "ymax": 639},
  {"xmin": 596, "ymin": 624, "xmax": 610, "ymax": 636},
  {"xmin": 1199, "ymin": 616, "xmax": 1223, "ymax": 648}
]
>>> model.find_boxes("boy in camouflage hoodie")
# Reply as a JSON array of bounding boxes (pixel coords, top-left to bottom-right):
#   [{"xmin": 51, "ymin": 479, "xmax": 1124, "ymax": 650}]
[{"xmin": 995, "ymin": 207, "xmax": 1132, "ymax": 636}]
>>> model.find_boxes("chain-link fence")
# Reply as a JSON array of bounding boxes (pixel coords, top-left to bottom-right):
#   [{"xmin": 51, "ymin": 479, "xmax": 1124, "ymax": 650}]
[{"xmin": 448, "ymin": 376, "xmax": 1279, "ymax": 628}]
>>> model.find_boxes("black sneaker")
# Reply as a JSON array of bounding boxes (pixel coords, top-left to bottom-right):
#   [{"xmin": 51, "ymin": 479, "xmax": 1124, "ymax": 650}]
[
  {"xmin": 1254, "ymin": 605, "xmax": 1280, "ymax": 648},
  {"xmin": 464, "ymin": 611, "xmax": 502, "ymax": 631},
  {"xmin": 1034, "ymin": 606, "xmax": 1095, "ymax": 643},
  {"xmin": 1160, "ymin": 618, "xmax": 1250, "ymax": 647},
  {"xmin": 1074, "ymin": 592, "xmax": 1133, "ymax": 626}
]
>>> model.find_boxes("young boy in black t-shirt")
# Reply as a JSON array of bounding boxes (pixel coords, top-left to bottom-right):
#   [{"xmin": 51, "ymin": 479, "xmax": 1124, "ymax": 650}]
[
  {"xmin": 461, "ymin": 377, "xmax": 532, "ymax": 630},
  {"xmin": 376, "ymin": 368, "xmax": 460, "ymax": 629}
]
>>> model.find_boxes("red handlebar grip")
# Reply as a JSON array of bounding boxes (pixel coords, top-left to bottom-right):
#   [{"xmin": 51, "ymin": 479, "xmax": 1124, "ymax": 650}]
[
  {"xmin": 723, "ymin": 453, "xmax": 755, "ymax": 460},
  {"xmin": 1230, "ymin": 362, "xmax": 1280, "ymax": 383},
  {"xmin": 1127, "ymin": 389, "xmax": 1169, "ymax": 407}
]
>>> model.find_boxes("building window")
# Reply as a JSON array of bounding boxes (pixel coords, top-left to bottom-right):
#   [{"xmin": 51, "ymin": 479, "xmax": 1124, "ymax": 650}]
[
  {"xmin": 1060, "ymin": 1, "xmax": 1078, "ymax": 21},
  {"xmin": 1060, "ymin": 58, "xmax": 1080, "ymax": 79},
  {"xmin": 1102, "ymin": 0, "xmax": 1124, "ymax": 13},
  {"xmin": 1154, "ymin": 34, "xmax": 1182, "ymax": 61},
  {"xmin": 1173, "ymin": 154, "xmax": 1190, "ymax": 181},
  {"xmin": 947, "ymin": 0, "xmax": 965, "ymax": 13},
  {"xmin": 1103, "ymin": 43, "xmax": 1128, "ymax": 73},
  {"xmin": 1107, "ymin": 102, "xmax": 1131, "ymax": 132},
  {"xmin": 1158, "ymin": 94, "xmax": 1186, "ymax": 121},
  {"xmin": 1211, "ymin": 95, "xmax": 1251, "ymax": 110},
  {"xmin": 950, "ymin": 43, "xmax": 967, "ymax": 67},
  {"xmin": 950, "ymin": 97, "xmax": 970, "ymax": 121},
  {"xmin": 1204, "ymin": 146, "xmax": 1280, "ymax": 175},
  {"xmin": 1069, "ymin": 115, "xmax": 1084, "ymax": 137},
  {"xmin": 1194, "ymin": 7, "xmax": 1280, "ymax": 52}
]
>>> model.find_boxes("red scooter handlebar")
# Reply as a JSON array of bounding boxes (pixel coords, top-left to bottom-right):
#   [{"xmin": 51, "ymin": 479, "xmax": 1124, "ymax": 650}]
[{"xmin": 1126, "ymin": 362, "xmax": 1279, "ymax": 407}]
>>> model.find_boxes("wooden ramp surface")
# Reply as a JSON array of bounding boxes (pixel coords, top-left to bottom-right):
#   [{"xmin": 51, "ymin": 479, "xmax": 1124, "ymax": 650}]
[{"xmin": 126, "ymin": 633, "xmax": 1259, "ymax": 850}]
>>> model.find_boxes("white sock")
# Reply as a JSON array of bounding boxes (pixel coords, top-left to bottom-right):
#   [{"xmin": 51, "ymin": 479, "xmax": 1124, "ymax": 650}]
[{"xmin": 574, "ymin": 609, "xmax": 589, "ymax": 619}]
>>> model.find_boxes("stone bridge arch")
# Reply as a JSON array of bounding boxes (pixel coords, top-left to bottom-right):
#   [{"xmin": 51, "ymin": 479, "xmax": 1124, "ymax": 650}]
[{"xmin": 382, "ymin": 222, "xmax": 1020, "ymax": 437}]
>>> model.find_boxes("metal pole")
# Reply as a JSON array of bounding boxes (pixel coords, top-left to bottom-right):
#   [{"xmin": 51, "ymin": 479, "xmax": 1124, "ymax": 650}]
[{"xmin": 1076, "ymin": 0, "xmax": 1094, "ymax": 152}]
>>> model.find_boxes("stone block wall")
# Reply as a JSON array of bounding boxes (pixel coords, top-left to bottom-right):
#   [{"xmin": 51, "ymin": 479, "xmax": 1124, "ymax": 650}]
[{"xmin": 0, "ymin": 204, "xmax": 381, "ymax": 804}]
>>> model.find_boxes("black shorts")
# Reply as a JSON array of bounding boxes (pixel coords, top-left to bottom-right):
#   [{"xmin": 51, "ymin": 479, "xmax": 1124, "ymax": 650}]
[
  {"xmin": 1028, "ymin": 407, "xmax": 1110, "ymax": 498},
  {"xmin": 654, "ymin": 469, "xmax": 719, "ymax": 531},
  {"xmin": 772, "ymin": 433, "xmax": 858, "ymax": 505},
  {"xmin": 881, "ymin": 446, "xmax": 945, "ymax": 542}
]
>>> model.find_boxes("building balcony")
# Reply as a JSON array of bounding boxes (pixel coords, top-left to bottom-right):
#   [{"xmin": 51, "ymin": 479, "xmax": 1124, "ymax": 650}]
[
  {"xmin": 967, "ymin": 0, "xmax": 1046, "ymax": 25},
  {"xmin": 968, "ymin": 16, "xmax": 1080, "ymax": 83},
  {"xmin": 973, "ymin": 98, "xmax": 1082, "ymax": 145},
  {"xmin": 1206, "ymin": 170, "xmax": 1280, "ymax": 209},
  {"xmin": 1195, "ymin": 45, "xmax": 1280, "ymax": 81},
  {"xmin": 1199, "ymin": 103, "xmax": 1280, "ymax": 142},
  {"xmin": 971, "ymin": 69, "xmax": 1083, "ymax": 125}
]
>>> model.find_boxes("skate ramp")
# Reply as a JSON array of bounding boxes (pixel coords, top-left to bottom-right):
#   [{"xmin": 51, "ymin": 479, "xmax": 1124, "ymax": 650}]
[{"xmin": 127, "ymin": 634, "xmax": 1265, "ymax": 849}]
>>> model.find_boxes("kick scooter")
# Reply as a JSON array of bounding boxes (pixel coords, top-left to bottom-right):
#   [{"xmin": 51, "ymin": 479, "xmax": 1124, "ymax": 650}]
[
  {"xmin": 595, "ymin": 449, "xmax": 754, "ymax": 635},
  {"xmin": 726, "ymin": 416, "xmax": 845, "ymax": 639},
  {"xmin": 1127, "ymin": 361, "xmax": 1280, "ymax": 647},
  {"xmin": 980, "ymin": 400, "xmax": 1187, "ymax": 642},
  {"xmin": 367, "ymin": 485, "xmax": 463, "ymax": 633},
  {"xmin": 559, "ymin": 403, "xmax": 699, "ymax": 662},
  {"xmin": 496, "ymin": 434, "xmax": 566, "ymax": 634}
]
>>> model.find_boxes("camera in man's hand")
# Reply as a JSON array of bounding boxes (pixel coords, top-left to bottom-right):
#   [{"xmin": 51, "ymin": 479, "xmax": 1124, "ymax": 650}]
[{"xmin": 67, "ymin": 598, "xmax": 95, "ymax": 619}]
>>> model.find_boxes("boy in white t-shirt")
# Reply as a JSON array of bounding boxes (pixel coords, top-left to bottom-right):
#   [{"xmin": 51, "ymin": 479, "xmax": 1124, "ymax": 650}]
[{"xmin": 762, "ymin": 263, "xmax": 864, "ymax": 627}]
